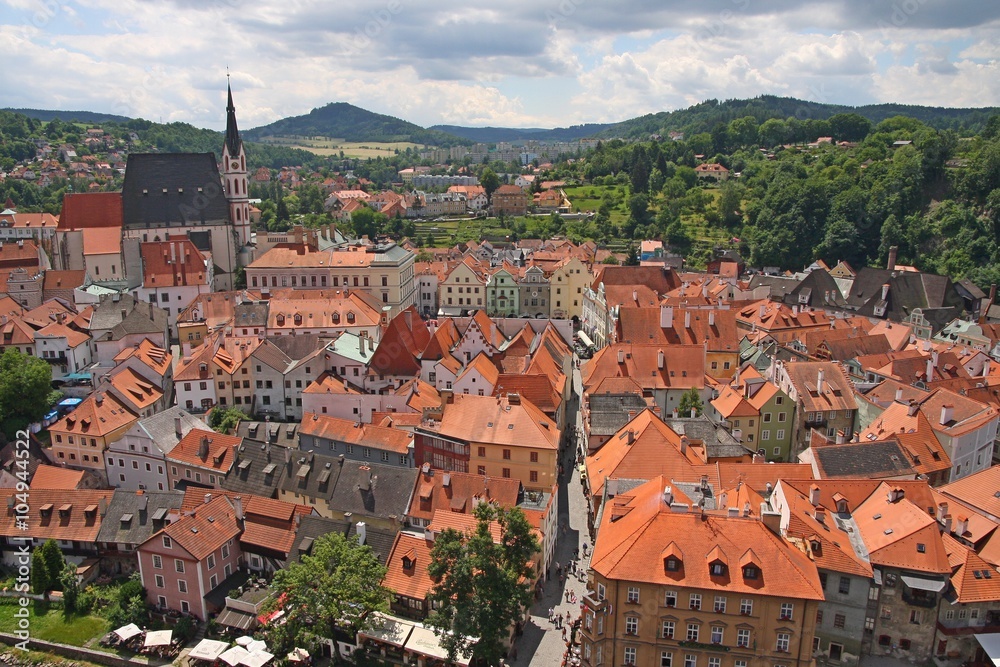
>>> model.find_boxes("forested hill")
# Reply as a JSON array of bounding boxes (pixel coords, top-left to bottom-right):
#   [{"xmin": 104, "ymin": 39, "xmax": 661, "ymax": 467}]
[
  {"xmin": 244, "ymin": 102, "xmax": 469, "ymax": 147},
  {"xmin": 429, "ymin": 123, "xmax": 615, "ymax": 143},
  {"xmin": 600, "ymin": 96, "xmax": 1000, "ymax": 139},
  {"xmin": 4, "ymin": 108, "xmax": 133, "ymax": 124}
]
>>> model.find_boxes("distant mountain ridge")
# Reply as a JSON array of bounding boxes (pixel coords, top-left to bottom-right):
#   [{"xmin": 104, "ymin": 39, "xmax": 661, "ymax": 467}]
[
  {"xmin": 5, "ymin": 108, "xmax": 133, "ymax": 124},
  {"xmin": 243, "ymin": 102, "xmax": 469, "ymax": 147},
  {"xmin": 430, "ymin": 123, "xmax": 616, "ymax": 143}
]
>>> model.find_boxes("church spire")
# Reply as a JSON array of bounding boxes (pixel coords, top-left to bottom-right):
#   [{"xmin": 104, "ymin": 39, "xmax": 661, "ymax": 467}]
[{"xmin": 225, "ymin": 80, "xmax": 242, "ymax": 157}]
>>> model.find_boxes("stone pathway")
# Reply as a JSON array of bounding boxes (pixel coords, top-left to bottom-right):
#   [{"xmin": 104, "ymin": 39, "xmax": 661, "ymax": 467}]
[{"xmin": 509, "ymin": 359, "xmax": 591, "ymax": 667}]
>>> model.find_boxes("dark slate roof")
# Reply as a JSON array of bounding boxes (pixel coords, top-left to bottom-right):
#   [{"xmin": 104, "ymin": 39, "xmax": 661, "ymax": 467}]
[
  {"xmin": 122, "ymin": 153, "xmax": 230, "ymax": 228},
  {"xmin": 89, "ymin": 293, "xmax": 169, "ymax": 338},
  {"xmin": 955, "ymin": 279, "xmax": 986, "ymax": 301},
  {"xmin": 587, "ymin": 393, "xmax": 649, "ymax": 436},
  {"xmin": 662, "ymin": 416, "xmax": 749, "ymax": 459},
  {"xmin": 221, "ymin": 441, "xmax": 284, "ymax": 498},
  {"xmin": 748, "ymin": 275, "xmax": 799, "ymax": 300},
  {"xmin": 284, "ymin": 515, "xmax": 398, "ymax": 567},
  {"xmin": 349, "ymin": 523, "xmax": 398, "ymax": 566},
  {"xmin": 812, "ymin": 440, "xmax": 917, "ymax": 479},
  {"xmin": 96, "ymin": 489, "xmax": 184, "ymax": 545},
  {"xmin": 847, "ymin": 268, "xmax": 961, "ymax": 328},
  {"xmin": 329, "ymin": 461, "xmax": 417, "ymax": 523},
  {"xmin": 784, "ymin": 270, "xmax": 847, "ymax": 309},
  {"xmin": 236, "ymin": 421, "xmax": 299, "ymax": 448},
  {"xmin": 234, "ymin": 303, "xmax": 269, "ymax": 331},
  {"xmin": 277, "ymin": 450, "xmax": 342, "ymax": 502}
]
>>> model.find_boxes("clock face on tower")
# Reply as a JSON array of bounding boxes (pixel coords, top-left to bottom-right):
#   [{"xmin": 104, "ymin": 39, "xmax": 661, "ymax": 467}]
[{"xmin": 231, "ymin": 161, "xmax": 240, "ymax": 169}]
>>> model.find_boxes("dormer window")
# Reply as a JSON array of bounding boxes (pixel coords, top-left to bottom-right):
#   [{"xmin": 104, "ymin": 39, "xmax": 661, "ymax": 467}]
[
  {"xmin": 665, "ymin": 557, "xmax": 679, "ymax": 571},
  {"xmin": 743, "ymin": 565, "xmax": 759, "ymax": 580},
  {"xmin": 711, "ymin": 562, "xmax": 726, "ymax": 576}
]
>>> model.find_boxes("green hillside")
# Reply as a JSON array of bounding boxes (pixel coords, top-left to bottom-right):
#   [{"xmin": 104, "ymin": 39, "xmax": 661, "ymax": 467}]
[{"xmin": 244, "ymin": 102, "xmax": 469, "ymax": 147}]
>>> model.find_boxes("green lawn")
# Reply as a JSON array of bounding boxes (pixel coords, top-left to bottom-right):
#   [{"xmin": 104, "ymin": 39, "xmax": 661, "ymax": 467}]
[{"xmin": 0, "ymin": 600, "xmax": 108, "ymax": 646}]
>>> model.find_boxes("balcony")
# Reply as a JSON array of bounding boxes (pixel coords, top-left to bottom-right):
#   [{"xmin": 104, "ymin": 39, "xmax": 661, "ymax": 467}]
[{"xmin": 902, "ymin": 591, "xmax": 937, "ymax": 608}]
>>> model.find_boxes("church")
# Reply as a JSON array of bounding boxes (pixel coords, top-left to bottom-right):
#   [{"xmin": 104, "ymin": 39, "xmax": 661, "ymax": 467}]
[{"xmin": 119, "ymin": 84, "xmax": 253, "ymax": 291}]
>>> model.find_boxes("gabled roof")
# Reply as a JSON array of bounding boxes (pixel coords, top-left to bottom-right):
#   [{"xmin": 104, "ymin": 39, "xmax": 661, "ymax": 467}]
[
  {"xmin": 938, "ymin": 466, "xmax": 1000, "ymax": 522},
  {"xmin": 140, "ymin": 240, "xmax": 209, "ymax": 287},
  {"xmin": 59, "ymin": 192, "xmax": 123, "ymax": 230},
  {"xmin": 300, "ymin": 413, "xmax": 413, "ymax": 454},
  {"xmin": 592, "ymin": 265, "xmax": 680, "ymax": 294},
  {"xmin": 616, "ymin": 307, "xmax": 739, "ymax": 353},
  {"xmin": 408, "ymin": 466, "xmax": 521, "ymax": 523},
  {"xmin": 0, "ymin": 488, "xmax": 115, "ymax": 542},
  {"xmin": 421, "ymin": 394, "xmax": 560, "ymax": 451},
  {"xmin": 108, "ymin": 367, "xmax": 163, "ymax": 412},
  {"xmin": 457, "ymin": 351, "xmax": 500, "ymax": 388},
  {"xmin": 168, "ymin": 430, "xmax": 241, "ymax": 473},
  {"xmin": 222, "ymin": 440, "xmax": 286, "ymax": 499},
  {"xmin": 783, "ymin": 361, "xmax": 857, "ymax": 412},
  {"xmin": 493, "ymin": 374, "xmax": 560, "ymax": 415},
  {"xmin": 126, "ymin": 406, "xmax": 206, "ymax": 456},
  {"xmin": 49, "ymin": 391, "xmax": 137, "ymax": 438},
  {"xmin": 421, "ymin": 319, "xmax": 460, "ymax": 361},
  {"xmin": 942, "ymin": 534, "xmax": 1000, "ymax": 602},
  {"xmin": 370, "ymin": 306, "xmax": 429, "ymax": 377},
  {"xmin": 583, "ymin": 343, "xmax": 707, "ymax": 393},
  {"xmin": 96, "ymin": 490, "xmax": 184, "ymax": 545},
  {"xmin": 152, "ymin": 494, "xmax": 241, "ymax": 561},
  {"xmin": 591, "ymin": 476, "xmax": 824, "ymax": 600},
  {"xmin": 30, "ymin": 464, "xmax": 86, "ymax": 489},
  {"xmin": 122, "ymin": 153, "xmax": 230, "ymax": 227},
  {"xmin": 329, "ymin": 462, "xmax": 418, "ymax": 522},
  {"xmin": 382, "ymin": 531, "xmax": 435, "ymax": 601},
  {"xmin": 852, "ymin": 482, "xmax": 951, "ymax": 574}
]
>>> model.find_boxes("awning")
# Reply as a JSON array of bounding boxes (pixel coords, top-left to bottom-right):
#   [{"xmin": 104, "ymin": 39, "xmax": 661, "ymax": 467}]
[
  {"xmin": 975, "ymin": 634, "xmax": 1000, "ymax": 667},
  {"xmin": 405, "ymin": 625, "xmax": 472, "ymax": 666},
  {"xmin": 144, "ymin": 629, "xmax": 173, "ymax": 648},
  {"xmin": 220, "ymin": 646, "xmax": 251, "ymax": 667},
  {"xmin": 218, "ymin": 608, "xmax": 257, "ymax": 631},
  {"xmin": 189, "ymin": 639, "xmax": 230, "ymax": 662},
  {"xmin": 113, "ymin": 623, "xmax": 142, "ymax": 642},
  {"xmin": 577, "ymin": 331, "xmax": 594, "ymax": 348},
  {"xmin": 900, "ymin": 575, "xmax": 947, "ymax": 592},
  {"xmin": 358, "ymin": 612, "xmax": 415, "ymax": 648}
]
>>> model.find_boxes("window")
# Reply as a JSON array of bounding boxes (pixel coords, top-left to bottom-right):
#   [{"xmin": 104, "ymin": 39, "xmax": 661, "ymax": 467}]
[
  {"xmin": 714, "ymin": 596, "xmax": 727, "ymax": 613},
  {"xmin": 687, "ymin": 623, "xmax": 699, "ymax": 641},
  {"xmin": 662, "ymin": 620, "xmax": 675, "ymax": 639},
  {"xmin": 210, "ymin": 574, "xmax": 218, "ymax": 589},
  {"xmin": 627, "ymin": 587, "xmax": 640, "ymax": 604},
  {"xmin": 910, "ymin": 610, "xmax": 921, "ymax": 624},
  {"xmin": 690, "ymin": 593, "xmax": 701, "ymax": 610},
  {"xmin": 597, "ymin": 583, "xmax": 606, "ymax": 600},
  {"xmin": 152, "ymin": 555, "xmax": 162, "ymax": 569},
  {"xmin": 834, "ymin": 614, "xmax": 845, "ymax": 629},
  {"xmin": 478, "ymin": 465, "xmax": 487, "ymax": 475},
  {"xmin": 776, "ymin": 429, "xmax": 785, "ymax": 440},
  {"xmin": 222, "ymin": 544, "xmax": 230, "ymax": 559},
  {"xmin": 529, "ymin": 471, "xmax": 538, "ymax": 483},
  {"xmin": 819, "ymin": 573, "xmax": 827, "ymax": 589},
  {"xmin": 181, "ymin": 600, "xmax": 190, "ymax": 613},
  {"xmin": 761, "ymin": 430, "xmax": 770, "ymax": 440},
  {"xmin": 478, "ymin": 446, "xmax": 486, "ymax": 457},
  {"xmin": 711, "ymin": 626, "xmax": 723, "ymax": 643},
  {"xmin": 665, "ymin": 591, "xmax": 677, "ymax": 607},
  {"xmin": 503, "ymin": 448, "xmax": 511, "ymax": 460},
  {"xmin": 708, "ymin": 658, "xmax": 720, "ymax": 667},
  {"xmin": 839, "ymin": 577, "xmax": 851, "ymax": 595},
  {"xmin": 740, "ymin": 599, "xmax": 753, "ymax": 615},
  {"xmin": 945, "ymin": 610, "xmax": 955, "ymax": 620},
  {"xmin": 178, "ymin": 580, "xmax": 187, "ymax": 594},
  {"xmin": 175, "ymin": 559, "xmax": 185, "ymax": 573},
  {"xmin": 777, "ymin": 633, "xmax": 790, "ymax": 652},
  {"xmin": 711, "ymin": 562, "xmax": 726, "ymax": 576},
  {"xmin": 155, "ymin": 574, "xmax": 164, "ymax": 588},
  {"xmin": 780, "ymin": 603, "xmax": 794, "ymax": 620},
  {"xmin": 737, "ymin": 628, "xmax": 751, "ymax": 647},
  {"xmin": 624, "ymin": 647, "xmax": 637, "ymax": 666},
  {"xmin": 207, "ymin": 554, "xmax": 215, "ymax": 569},
  {"xmin": 530, "ymin": 451, "xmax": 539, "ymax": 463},
  {"xmin": 626, "ymin": 616, "xmax": 638, "ymax": 635},
  {"xmin": 502, "ymin": 468, "xmax": 511, "ymax": 478},
  {"xmin": 880, "ymin": 605, "xmax": 892, "ymax": 620},
  {"xmin": 661, "ymin": 652, "xmax": 673, "ymax": 667},
  {"xmin": 878, "ymin": 635, "xmax": 891, "ymax": 647},
  {"xmin": 817, "ymin": 610, "xmax": 823, "ymax": 624},
  {"xmin": 684, "ymin": 654, "xmax": 696, "ymax": 667},
  {"xmin": 162, "ymin": 536, "xmax": 172, "ymax": 549}
]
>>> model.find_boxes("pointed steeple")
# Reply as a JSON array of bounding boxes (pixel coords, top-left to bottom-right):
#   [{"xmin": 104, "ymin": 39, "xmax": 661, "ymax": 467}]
[{"xmin": 225, "ymin": 81, "xmax": 242, "ymax": 157}]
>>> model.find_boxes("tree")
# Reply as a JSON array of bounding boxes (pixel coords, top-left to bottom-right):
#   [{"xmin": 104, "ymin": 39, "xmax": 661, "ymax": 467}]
[
  {"xmin": 31, "ymin": 549, "xmax": 50, "ymax": 595},
  {"xmin": 428, "ymin": 503, "xmax": 540, "ymax": 666},
  {"xmin": 678, "ymin": 388, "xmax": 704, "ymax": 417},
  {"xmin": 624, "ymin": 244, "xmax": 640, "ymax": 266},
  {"xmin": 828, "ymin": 113, "xmax": 872, "ymax": 143},
  {"xmin": 480, "ymin": 168, "xmax": 500, "ymax": 202},
  {"xmin": 271, "ymin": 532, "xmax": 389, "ymax": 646},
  {"xmin": 351, "ymin": 206, "xmax": 386, "ymax": 240},
  {"xmin": 716, "ymin": 181, "xmax": 744, "ymax": 227},
  {"xmin": 208, "ymin": 406, "xmax": 244, "ymax": 434},
  {"xmin": 0, "ymin": 348, "xmax": 58, "ymax": 437},
  {"xmin": 41, "ymin": 539, "xmax": 65, "ymax": 591},
  {"xmin": 61, "ymin": 563, "xmax": 80, "ymax": 616}
]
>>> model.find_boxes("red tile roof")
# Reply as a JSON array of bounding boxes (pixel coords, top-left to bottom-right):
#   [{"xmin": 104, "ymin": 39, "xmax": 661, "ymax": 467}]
[
  {"xmin": 154, "ymin": 494, "xmax": 241, "ymax": 561},
  {"xmin": 369, "ymin": 306, "xmax": 429, "ymax": 377},
  {"xmin": 382, "ymin": 532, "xmax": 435, "ymax": 601},
  {"xmin": 300, "ymin": 413, "xmax": 412, "ymax": 454},
  {"xmin": 423, "ymin": 394, "xmax": 560, "ymax": 450},
  {"xmin": 140, "ymin": 240, "xmax": 209, "ymax": 287},
  {"xmin": 408, "ymin": 466, "xmax": 521, "ymax": 523},
  {"xmin": 59, "ymin": 192, "xmax": 123, "ymax": 230},
  {"xmin": 81, "ymin": 226, "xmax": 121, "ymax": 256},
  {"xmin": 168, "ymin": 429, "xmax": 241, "ymax": 473},
  {"xmin": 30, "ymin": 464, "xmax": 86, "ymax": 490},
  {"xmin": 49, "ymin": 391, "xmax": 137, "ymax": 438},
  {"xmin": 0, "ymin": 488, "xmax": 114, "ymax": 542}
]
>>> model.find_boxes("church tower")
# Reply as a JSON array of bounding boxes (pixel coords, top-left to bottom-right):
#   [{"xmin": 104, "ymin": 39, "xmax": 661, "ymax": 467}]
[{"xmin": 222, "ymin": 82, "xmax": 251, "ymax": 248}]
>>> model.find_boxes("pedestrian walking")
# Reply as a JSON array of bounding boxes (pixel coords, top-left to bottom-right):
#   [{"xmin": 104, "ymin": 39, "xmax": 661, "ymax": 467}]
[
  {"xmin": 548, "ymin": 607, "xmax": 554, "ymax": 623},
  {"xmin": 562, "ymin": 626, "xmax": 567, "ymax": 641}
]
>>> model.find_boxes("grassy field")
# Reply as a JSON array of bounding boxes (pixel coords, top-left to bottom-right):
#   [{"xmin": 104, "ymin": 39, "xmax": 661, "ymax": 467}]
[
  {"xmin": 0, "ymin": 600, "xmax": 108, "ymax": 647},
  {"xmin": 257, "ymin": 135, "xmax": 424, "ymax": 159}
]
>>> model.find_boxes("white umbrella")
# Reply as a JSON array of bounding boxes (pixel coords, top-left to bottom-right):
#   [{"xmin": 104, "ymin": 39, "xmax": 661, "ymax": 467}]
[
  {"xmin": 240, "ymin": 649, "xmax": 274, "ymax": 667},
  {"xmin": 286, "ymin": 648, "xmax": 309, "ymax": 663},
  {"xmin": 143, "ymin": 629, "xmax": 173, "ymax": 648},
  {"xmin": 113, "ymin": 623, "xmax": 142, "ymax": 642},
  {"xmin": 220, "ymin": 646, "xmax": 251, "ymax": 667},
  {"xmin": 247, "ymin": 640, "xmax": 268, "ymax": 654},
  {"xmin": 188, "ymin": 639, "xmax": 230, "ymax": 662},
  {"xmin": 235, "ymin": 636, "xmax": 254, "ymax": 647}
]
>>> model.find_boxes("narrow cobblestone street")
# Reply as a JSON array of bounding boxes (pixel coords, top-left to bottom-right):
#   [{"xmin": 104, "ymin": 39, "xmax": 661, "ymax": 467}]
[{"xmin": 509, "ymin": 357, "xmax": 591, "ymax": 667}]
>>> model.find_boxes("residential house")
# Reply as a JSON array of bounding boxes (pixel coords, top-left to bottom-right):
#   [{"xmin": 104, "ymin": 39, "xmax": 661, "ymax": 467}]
[
  {"xmin": 0, "ymin": 489, "xmax": 114, "ymax": 567},
  {"xmin": 770, "ymin": 361, "xmax": 857, "ymax": 453},
  {"xmin": 617, "ymin": 306, "xmax": 740, "ymax": 380},
  {"xmin": 134, "ymin": 240, "xmax": 214, "ymax": 338},
  {"xmin": 106, "ymin": 407, "xmax": 209, "ymax": 491},
  {"xmin": 48, "ymin": 391, "xmax": 138, "ymax": 476},
  {"xmin": 95, "ymin": 489, "xmax": 184, "ymax": 575},
  {"xmin": 549, "ymin": 256, "xmax": 590, "ymax": 321},
  {"xmin": 438, "ymin": 257, "xmax": 487, "ymax": 317},
  {"xmin": 518, "ymin": 264, "xmax": 550, "ymax": 318},
  {"xmin": 485, "ymin": 265, "xmax": 520, "ymax": 317},
  {"xmin": 165, "ymin": 430, "xmax": 241, "ymax": 491},
  {"xmin": 491, "ymin": 184, "xmax": 529, "ymax": 216},
  {"xmin": 299, "ymin": 412, "xmax": 414, "ymax": 468}
]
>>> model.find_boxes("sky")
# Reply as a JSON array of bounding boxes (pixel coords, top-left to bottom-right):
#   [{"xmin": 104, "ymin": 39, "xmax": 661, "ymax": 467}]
[{"xmin": 2, "ymin": 0, "xmax": 999, "ymax": 132}]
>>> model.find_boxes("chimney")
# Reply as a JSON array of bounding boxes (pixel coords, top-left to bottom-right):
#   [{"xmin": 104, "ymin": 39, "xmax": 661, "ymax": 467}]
[
  {"xmin": 760, "ymin": 504, "xmax": 781, "ymax": 535},
  {"xmin": 617, "ymin": 348, "xmax": 625, "ymax": 364},
  {"xmin": 809, "ymin": 484, "xmax": 820, "ymax": 506},
  {"xmin": 626, "ymin": 429, "xmax": 635, "ymax": 445},
  {"xmin": 984, "ymin": 361, "xmax": 991, "ymax": 378},
  {"xmin": 758, "ymin": 303, "xmax": 766, "ymax": 319},
  {"xmin": 690, "ymin": 408, "xmax": 697, "ymax": 418},
  {"xmin": 359, "ymin": 466, "xmax": 371, "ymax": 491},
  {"xmin": 700, "ymin": 475, "xmax": 709, "ymax": 491},
  {"xmin": 937, "ymin": 501, "xmax": 949, "ymax": 517},
  {"xmin": 887, "ymin": 245, "xmax": 898, "ymax": 270},
  {"xmin": 507, "ymin": 393, "xmax": 521, "ymax": 406},
  {"xmin": 232, "ymin": 495, "xmax": 243, "ymax": 520},
  {"xmin": 792, "ymin": 304, "xmax": 799, "ymax": 316},
  {"xmin": 657, "ymin": 349, "xmax": 665, "ymax": 370},
  {"xmin": 136, "ymin": 491, "xmax": 148, "ymax": 511},
  {"xmin": 940, "ymin": 404, "xmax": 954, "ymax": 425},
  {"xmin": 199, "ymin": 435, "xmax": 210, "ymax": 459},
  {"xmin": 942, "ymin": 513, "xmax": 953, "ymax": 534},
  {"xmin": 632, "ymin": 290, "xmax": 638, "ymax": 302},
  {"xmin": 121, "ymin": 308, "xmax": 128, "ymax": 320},
  {"xmin": 204, "ymin": 493, "xmax": 212, "ymax": 505},
  {"xmin": 956, "ymin": 515, "xmax": 969, "ymax": 536},
  {"xmin": 895, "ymin": 387, "xmax": 903, "ymax": 403},
  {"xmin": 356, "ymin": 521, "xmax": 367, "ymax": 545},
  {"xmin": 663, "ymin": 485, "xmax": 673, "ymax": 505},
  {"xmin": 907, "ymin": 400, "xmax": 919, "ymax": 417},
  {"xmin": 708, "ymin": 311, "xmax": 715, "ymax": 327},
  {"xmin": 285, "ymin": 446, "xmax": 292, "ymax": 464},
  {"xmin": 926, "ymin": 357, "xmax": 934, "ymax": 382},
  {"xmin": 684, "ymin": 310, "xmax": 691, "ymax": 329},
  {"xmin": 990, "ymin": 284, "xmax": 998, "ymax": 310},
  {"xmin": 815, "ymin": 507, "xmax": 826, "ymax": 524},
  {"xmin": 835, "ymin": 429, "xmax": 846, "ymax": 445},
  {"xmin": 661, "ymin": 305, "xmax": 674, "ymax": 329},
  {"xmin": 743, "ymin": 502, "xmax": 751, "ymax": 517},
  {"xmin": 174, "ymin": 415, "xmax": 182, "ymax": 438},
  {"xmin": 881, "ymin": 283, "xmax": 890, "ymax": 301},
  {"xmin": 719, "ymin": 491, "xmax": 728, "ymax": 508},
  {"xmin": 95, "ymin": 393, "xmax": 104, "ymax": 406},
  {"xmin": 680, "ymin": 435, "xmax": 689, "ymax": 454},
  {"xmin": 442, "ymin": 472, "xmax": 451, "ymax": 487},
  {"xmin": 816, "ymin": 369, "xmax": 825, "ymax": 394}
]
